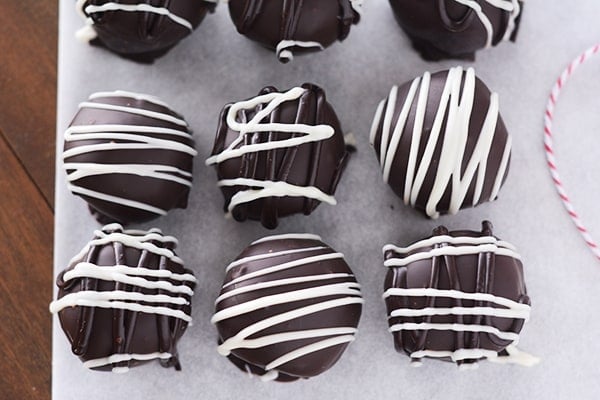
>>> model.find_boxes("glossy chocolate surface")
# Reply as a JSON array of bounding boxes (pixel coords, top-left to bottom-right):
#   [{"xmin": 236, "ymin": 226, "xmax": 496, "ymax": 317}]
[
  {"xmin": 371, "ymin": 68, "xmax": 511, "ymax": 218},
  {"xmin": 52, "ymin": 224, "xmax": 195, "ymax": 372},
  {"xmin": 78, "ymin": 0, "xmax": 215, "ymax": 62},
  {"xmin": 208, "ymin": 83, "xmax": 349, "ymax": 229},
  {"xmin": 389, "ymin": 0, "xmax": 523, "ymax": 60},
  {"xmin": 63, "ymin": 91, "xmax": 196, "ymax": 225},
  {"xmin": 383, "ymin": 221, "xmax": 530, "ymax": 367},
  {"xmin": 213, "ymin": 235, "xmax": 363, "ymax": 381},
  {"xmin": 228, "ymin": 0, "xmax": 361, "ymax": 62}
]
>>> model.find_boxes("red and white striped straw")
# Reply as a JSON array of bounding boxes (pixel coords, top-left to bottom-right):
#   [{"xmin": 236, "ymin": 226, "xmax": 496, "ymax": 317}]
[{"xmin": 544, "ymin": 43, "xmax": 600, "ymax": 260}]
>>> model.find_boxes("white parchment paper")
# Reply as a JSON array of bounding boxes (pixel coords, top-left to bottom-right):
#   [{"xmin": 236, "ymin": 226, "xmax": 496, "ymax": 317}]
[{"xmin": 54, "ymin": 1, "xmax": 600, "ymax": 399}]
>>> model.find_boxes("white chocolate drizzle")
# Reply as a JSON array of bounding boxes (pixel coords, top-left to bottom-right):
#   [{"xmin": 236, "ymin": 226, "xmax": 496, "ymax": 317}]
[
  {"xmin": 383, "ymin": 230, "xmax": 537, "ymax": 367},
  {"xmin": 370, "ymin": 67, "xmax": 511, "ymax": 218},
  {"xmin": 384, "ymin": 243, "xmax": 520, "ymax": 267},
  {"xmin": 49, "ymin": 291, "xmax": 192, "ymax": 322},
  {"xmin": 213, "ymin": 235, "xmax": 363, "ymax": 380},
  {"xmin": 75, "ymin": 0, "xmax": 195, "ymax": 44},
  {"xmin": 83, "ymin": 352, "xmax": 173, "ymax": 373},
  {"xmin": 252, "ymin": 233, "xmax": 322, "ymax": 245},
  {"xmin": 223, "ymin": 252, "xmax": 345, "ymax": 289},
  {"xmin": 61, "ymin": 263, "xmax": 195, "ymax": 296},
  {"xmin": 276, "ymin": 40, "xmax": 324, "ymax": 62},
  {"xmin": 206, "ymin": 87, "xmax": 338, "ymax": 215},
  {"xmin": 451, "ymin": 0, "xmax": 522, "ymax": 48},
  {"xmin": 77, "ymin": 101, "xmax": 188, "ymax": 127},
  {"xmin": 64, "ymin": 91, "xmax": 196, "ymax": 218},
  {"xmin": 50, "ymin": 225, "xmax": 196, "ymax": 372},
  {"xmin": 218, "ymin": 178, "xmax": 336, "ymax": 213},
  {"xmin": 389, "ymin": 322, "xmax": 520, "ymax": 342},
  {"xmin": 383, "ymin": 234, "xmax": 517, "ymax": 254},
  {"xmin": 69, "ymin": 225, "xmax": 184, "ymax": 265},
  {"xmin": 384, "ymin": 288, "xmax": 530, "ymax": 312},
  {"xmin": 225, "ymin": 245, "xmax": 327, "ymax": 272}
]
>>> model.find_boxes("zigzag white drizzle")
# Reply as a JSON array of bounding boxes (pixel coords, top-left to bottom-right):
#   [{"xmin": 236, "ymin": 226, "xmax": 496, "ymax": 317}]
[
  {"xmin": 64, "ymin": 91, "xmax": 196, "ymax": 217},
  {"xmin": 213, "ymin": 234, "xmax": 363, "ymax": 381},
  {"xmin": 206, "ymin": 87, "xmax": 337, "ymax": 213},
  {"xmin": 451, "ymin": 0, "xmax": 522, "ymax": 48},
  {"xmin": 370, "ymin": 67, "xmax": 511, "ymax": 218},
  {"xmin": 383, "ymin": 235, "xmax": 538, "ymax": 367}
]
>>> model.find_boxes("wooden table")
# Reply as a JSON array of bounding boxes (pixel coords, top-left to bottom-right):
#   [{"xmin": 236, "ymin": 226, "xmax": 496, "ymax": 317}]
[{"xmin": 0, "ymin": 1, "xmax": 57, "ymax": 399}]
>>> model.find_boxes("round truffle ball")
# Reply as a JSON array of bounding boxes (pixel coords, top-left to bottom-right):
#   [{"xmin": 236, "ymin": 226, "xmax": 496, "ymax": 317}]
[
  {"xmin": 212, "ymin": 233, "xmax": 364, "ymax": 382},
  {"xmin": 370, "ymin": 67, "xmax": 511, "ymax": 219},
  {"xmin": 50, "ymin": 224, "xmax": 196, "ymax": 372},
  {"xmin": 63, "ymin": 90, "xmax": 197, "ymax": 225},
  {"xmin": 383, "ymin": 221, "xmax": 534, "ymax": 368},
  {"xmin": 389, "ymin": 0, "xmax": 523, "ymax": 60},
  {"xmin": 206, "ymin": 83, "xmax": 349, "ymax": 229},
  {"xmin": 228, "ymin": 0, "xmax": 362, "ymax": 62},
  {"xmin": 76, "ymin": 0, "xmax": 216, "ymax": 62}
]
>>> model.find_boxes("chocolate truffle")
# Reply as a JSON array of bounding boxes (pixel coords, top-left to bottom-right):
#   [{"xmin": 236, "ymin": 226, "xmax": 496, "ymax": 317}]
[
  {"xmin": 228, "ymin": 0, "xmax": 362, "ymax": 62},
  {"xmin": 206, "ymin": 83, "xmax": 349, "ymax": 229},
  {"xmin": 49, "ymin": 224, "xmax": 196, "ymax": 372},
  {"xmin": 75, "ymin": 0, "xmax": 216, "ymax": 62},
  {"xmin": 212, "ymin": 233, "xmax": 364, "ymax": 382},
  {"xmin": 63, "ymin": 90, "xmax": 197, "ymax": 225},
  {"xmin": 383, "ymin": 221, "xmax": 535, "ymax": 368},
  {"xmin": 370, "ymin": 67, "xmax": 511, "ymax": 219},
  {"xmin": 389, "ymin": 0, "xmax": 523, "ymax": 61}
]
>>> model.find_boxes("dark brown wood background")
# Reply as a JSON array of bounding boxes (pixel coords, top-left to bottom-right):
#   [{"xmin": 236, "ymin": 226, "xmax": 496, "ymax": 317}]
[{"xmin": 0, "ymin": 1, "xmax": 57, "ymax": 399}]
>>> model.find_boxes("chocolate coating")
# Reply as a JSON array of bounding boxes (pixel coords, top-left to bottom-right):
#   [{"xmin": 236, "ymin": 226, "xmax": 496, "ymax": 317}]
[
  {"xmin": 63, "ymin": 90, "xmax": 196, "ymax": 225},
  {"xmin": 383, "ymin": 221, "xmax": 531, "ymax": 368},
  {"xmin": 389, "ymin": 0, "xmax": 523, "ymax": 60},
  {"xmin": 77, "ymin": 0, "xmax": 216, "ymax": 62},
  {"xmin": 212, "ymin": 234, "xmax": 363, "ymax": 382},
  {"xmin": 207, "ymin": 83, "xmax": 349, "ymax": 229},
  {"xmin": 370, "ymin": 67, "xmax": 511, "ymax": 218},
  {"xmin": 50, "ymin": 224, "xmax": 196, "ymax": 372},
  {"xmin": 228, "ymin": 0, "xmax": 361, "ymax": 62}
]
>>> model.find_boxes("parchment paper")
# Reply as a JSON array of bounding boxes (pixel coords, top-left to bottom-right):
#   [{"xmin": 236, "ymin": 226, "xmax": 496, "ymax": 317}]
[{"xmin": 54, "ymin": 1, "xmax": 600, "ymax": 398}]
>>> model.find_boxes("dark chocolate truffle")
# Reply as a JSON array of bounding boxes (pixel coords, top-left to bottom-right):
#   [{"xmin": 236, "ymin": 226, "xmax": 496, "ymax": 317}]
[
  {"xmin": 75, "ymin": 0, "xmax": 216, "ymax": 62},
  {"xmin": 370, "ymin": 67, "xmax": 511, "ymax": 218},
  {"xmin": 206, "ymin": 83, "xmax": 349, "ymax": 229},
  {"xmin": 63, "ymin": 90, "xmax": 197, "ymax": 225},
  {"xmin": 49, "ymin": 224, "xmax": 196, "ymax": 372},
  {"xmin": 383, "ymin": 221, "xmax": 536, "ymax": 369},
  {"xmin": 389, "ymin": 0, "xmax": 523, "ymax": 61},
  {"xmin": 212, "ymin": 233, "xmax": 364, "ymax": 382},
  {"xmin": 228, "ymin": 0, "xmax": 362, "ymax": 62}
]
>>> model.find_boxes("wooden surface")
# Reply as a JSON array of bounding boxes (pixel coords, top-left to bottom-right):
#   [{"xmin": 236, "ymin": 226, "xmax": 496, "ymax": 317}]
[{"xmin": 0, "ymin": 1, "xmax": 57, "ymax": 399}]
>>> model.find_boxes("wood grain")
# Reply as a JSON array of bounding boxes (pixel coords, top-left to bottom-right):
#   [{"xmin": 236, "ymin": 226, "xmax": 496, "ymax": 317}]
[
  {"xmin": 0, "ymin": 1, "xmax": 57, "ymax": 399},
  {"xmin": 0, "ymin": 0, "xmax": 58, "ymax": 208},
  {"xmin": 0, "ymin": 132, "xmax": 53, "ymax": 399}
]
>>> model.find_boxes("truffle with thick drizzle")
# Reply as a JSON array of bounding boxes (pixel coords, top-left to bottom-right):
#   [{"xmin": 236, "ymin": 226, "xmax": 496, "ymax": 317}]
[
  {"xmin": 389, "ymin": 0, "xmax": 523, "ymax": 61},
  {"xmin": 50, "ymin": 224, "xmax": 196, "ymax": 372},
  {"xmin": 207, "ymin": 83, "xmax": 349, "ymax": 229},
  {"xmin": 383, "ymin": 221, "xmax": 537, "ymax": 368},
  {"xmin": 213, "ymin": 234, "xmax": 364, "ymax": 382},
  {"xmin": 228, "ymin": 0, "xmax": 362, "ymax": 62},
  {"xmin": 63, "ymin": 90, "xmax": 197, "ymax": 225},
  {"xmin": 370, "ymin": 67, "xmax": 511, "ymax": 219},
  {"xmin": 76, "ymin": 0, "xmax": 216, "ymax": 62}
]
